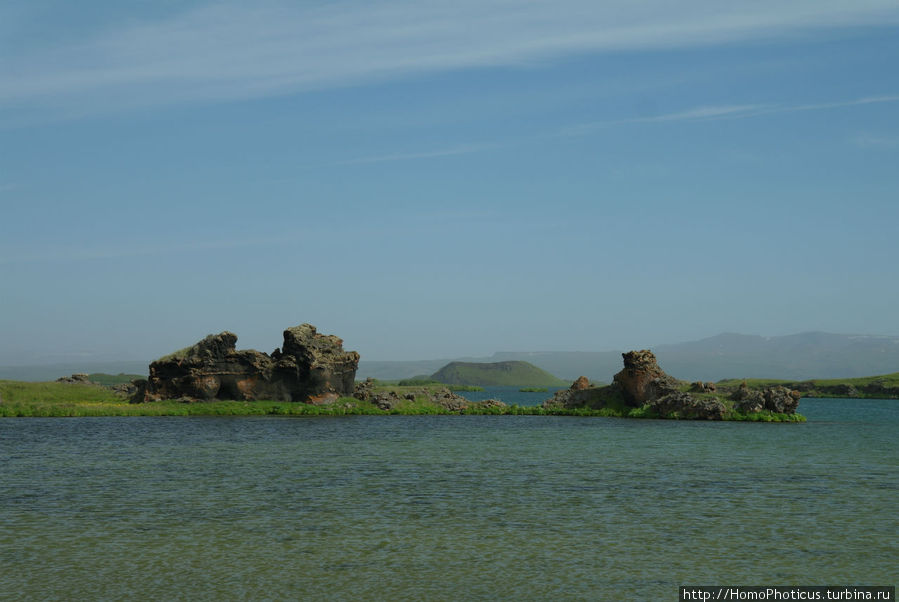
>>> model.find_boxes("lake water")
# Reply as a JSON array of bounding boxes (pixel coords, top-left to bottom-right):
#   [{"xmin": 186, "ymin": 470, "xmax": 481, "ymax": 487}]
[
  {"xmin": 458, "ymin": 385, "xmax": 566, "ymax": 406},
  {"xmin": 1, "ymin": 398, "xmax": 896, "ymax": 600}
]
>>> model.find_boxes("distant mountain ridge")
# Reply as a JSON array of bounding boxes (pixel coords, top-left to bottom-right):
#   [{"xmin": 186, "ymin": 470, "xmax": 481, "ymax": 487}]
[
  {"xmin": 358, "ymin": 332, "xmax": 899, "ymax": 382},
  {"xmin": 4, "ymin": 332, "xmax": 898, "ymax": 383},
  {"xmin": 0, "ymin": 361, "xmax": 150, "ymax": 382}
]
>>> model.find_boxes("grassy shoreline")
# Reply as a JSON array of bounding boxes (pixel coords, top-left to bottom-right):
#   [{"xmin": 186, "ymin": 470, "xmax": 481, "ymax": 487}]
[
  {"xmin": 716, "ymin": 375, "xmax": 899, "ymax": 399},
  {"xmin": 0, "ymin": 400, "xmax": 806, "ymax": 421},
  {"xmin": 0, "ymin": 380, "xmax": 803, "ymax": 420}
]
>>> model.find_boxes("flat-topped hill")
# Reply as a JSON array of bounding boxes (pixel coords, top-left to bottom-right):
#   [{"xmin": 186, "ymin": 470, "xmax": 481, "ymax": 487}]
[{"xmin": 430, "ymin": 361, "xmax": 567, "ymax": 387}]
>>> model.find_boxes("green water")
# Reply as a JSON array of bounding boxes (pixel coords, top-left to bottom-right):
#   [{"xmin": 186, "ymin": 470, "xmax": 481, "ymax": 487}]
[{"xmin": 1, "ymin": 399, "xmax": 896, "ymax": 600}]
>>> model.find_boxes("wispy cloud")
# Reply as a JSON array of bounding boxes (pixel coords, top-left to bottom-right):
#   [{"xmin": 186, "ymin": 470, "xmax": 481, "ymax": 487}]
[
  {"xmin": 335, "ymin": 143, "xmax": 494, "ymax": 166},
  {"xmin": 852, "ymin": 133, "xmax": 899, "ymax": 148},
  {"xmin": 563, "ymin": 104, "xmax": 768, "ymax": 134},
  {"xmin": 753, "ymin": 94, "xmax": 899, "ymax": 117},
  {"xmin": 564, "ymin": 94, "xmax": 899, "ymax": 135},
  {"xmin": 2, "ymin": 0, "xmax": 898, "ymax": 122}
]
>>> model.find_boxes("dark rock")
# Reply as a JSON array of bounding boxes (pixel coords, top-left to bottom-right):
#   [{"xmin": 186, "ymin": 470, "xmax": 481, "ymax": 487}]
[
  {"xmin": 111, "ymin": 381, "xmax": 139, "ymax": 398},
  {"xmin": 128, "ymin": 379, "xmax": 149, "ymax": 404},
  {"xmin": 430, "ymin": 388, "xmax": 469, "ymax": 412},
  {"xmin": 57, "ymin": 373, "xmax": 93, "ymax": 384},
  {"xmin": 731, "ymin": 382, "xmax": 800, "ymax": 414},
  {"xmin": 546, "ymin": 349, "xmax": 800, "ymax": 418},
  {"xmin": 478, "ymin": 398, "xmax": 507, "ymax": 408},
  {"xmin": 830, "ymin": 383, "xmax": 859, "ymax": 397},
  {"xmin": 544, "ymin": 376, "xmax": 608, "ymax": 409},
  {"xmin": 730, "ymin": 382, "xmax": 765, "ymax": 413},
  {"xmin": 762, "ymin": 386, "xmax": 800, "ymax": 414},
  {"xmin": 372, "ymin": 391, "xmax": 401, "ymax": 410},
  {"xmin": 571, "ymin": 376, "xmax": 591, "ymax": 390},
  {"xmin": 280, "ymin": 324, "xmax": 360, "ymax": 400},
  {"xmin": 792, "ymin": 381, "xmax": 816, "ymax": 392},
  {"xmin": 143, "ymin": 324, "xmax": 359, "ymax": 403},
  {"xmin": 860, "ymin": 382, "xmax": 899, "ymax": 398},
  {"xmin": 648, "ymin": 392, "xmax": 726, "ymax": 420},
  {"xmin": 353, "ymin": 377, "xmax": 377, "ymax": 401},
  {"xmin": 613, "ymin": 350, "xmax": 679, "ymax": 405},
  {"xmin": 543, "ymin": 383, "xmax": 610, "ymax": 410},
  {"xmin": 690, "ymin": 381, "xmax": 717, "ymax": 393}
]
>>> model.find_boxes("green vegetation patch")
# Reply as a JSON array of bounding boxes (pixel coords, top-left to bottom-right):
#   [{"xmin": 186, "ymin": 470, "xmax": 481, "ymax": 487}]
[
  {"xmin": 717, "ymin": 372, "xmax": 899, "ymax": 399},
  {"xmin": 0, "ymin": 379, "xmax": 804, "ymax": 421},
  {"xmin": 397, "ymin": 378, "xmax": 443, "ymax": 386},
  {"xmin": 1, "ymin": 380, "xmax": 122, "ymax": 405}
]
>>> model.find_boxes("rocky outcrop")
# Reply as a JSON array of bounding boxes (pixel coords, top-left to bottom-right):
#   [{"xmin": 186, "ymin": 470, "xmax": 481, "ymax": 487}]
[
  {"xmin": 612, "ymin": 350, "xmax": 680, "ymax": 404},
  {"xmin": 731, "ymin": 383, "xmax": 765, "ymax": 413},
  {"xmin": 608, "ymin": 350, "xmax": 727, "ymax": 418},
  {"xmin": 141, "ymin": 324, "xmax": 359, "ymax": 403},
  {"xmin": 543, "ymin": 349, "xmax": 806, "ymax": 420},
  {"xmin": 730, "ymin": 382, "xmax": 801, "ymax": 414},
  {"xmin": 647, "ymin": 392, "xmax": 726, "ymax": 420},
  {"xmin": 353, "ymin": 377, "xmax": 377, "ymax": 402},
  {"xmin": 479, "ymin": 398, "xmax": 507, "ymax": 409},
  {"xmin": 57, "ymin": 373, "xmax": 93, "ymax": 384},
  {"xmin": 366, "ymin": 390, "xmax": 414, "ymax": 411},
  {"xmin": 763, "ymin": 386, "xmax": 801, "ymax": 413},
  {"xmin": 571, "ymin": 376, "xmax": 591, "ymax": 390},
  {"xmin": 111, "ymin": 381, "xmax": 141, "ymax": 398},
  {"xmin": 690, "ymin": 381, "xmax": 716, "ymax": 393},
  {"xmin": 354, "ymin": 382, "xmax": 503, "ymax": 413},
  {"xmin": 544, "ymin": 376, "xmax": 607, "ymax": 409}
]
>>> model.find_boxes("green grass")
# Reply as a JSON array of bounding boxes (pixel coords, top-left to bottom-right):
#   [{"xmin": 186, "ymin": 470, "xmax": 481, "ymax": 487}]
[
  {"xmin": 810, "ymin": 372, "xmax": 899, "ymax": 388},
  {"xmin": 717, "ymin": 374, "xmax": 899, "ymax": 389},
  {"xmin": 391, "ymin": 379, "xmax": 482, "ymax": 391},
  {"xmin": 1, "ymin": 380, "xmax": 123, "ymax": 404},
  {"xmin": 519, "ymin": 387, "xmax": 549, "ymax": 392},
  {"xmin": 716, "ymin": 372, "xmax": 899, "ymax": 399},
  {"xmin": 397, "ymin": 378, "xmax": 443, "ymax": 386},
  {"xmin": 155, "ymin": 345, "xmax": 195, "ymax": 362},
  {"xmin": 716, "ymin": 378, "xmax": 793, "ymax": 388}
]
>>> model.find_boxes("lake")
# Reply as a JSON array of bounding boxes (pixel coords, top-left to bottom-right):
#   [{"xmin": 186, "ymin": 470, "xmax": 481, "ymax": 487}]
[{"xmin": 1, "ymin": 398, "xmax": 896, "ymax": 600}]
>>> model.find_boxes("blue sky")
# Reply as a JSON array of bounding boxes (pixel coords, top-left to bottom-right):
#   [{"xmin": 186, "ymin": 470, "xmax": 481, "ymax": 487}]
[{"xmin": 2, "ymin": 1, "xmax": 898, "ymax": 364}]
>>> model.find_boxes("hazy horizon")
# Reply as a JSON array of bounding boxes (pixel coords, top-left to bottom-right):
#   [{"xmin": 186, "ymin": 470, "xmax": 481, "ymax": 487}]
[
  {"xmin": 3, "ymin": 329, "xmax": 898, "ymax": 368},
  {"xmin": 3, "ymin": 1, "xmax": 898, "ymax": 365}
]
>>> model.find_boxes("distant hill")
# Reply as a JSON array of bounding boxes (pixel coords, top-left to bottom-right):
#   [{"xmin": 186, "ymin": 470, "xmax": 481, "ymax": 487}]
[
  {"xmin": 0, "ymin": 361, "xmax": 150, "ymax": 382},
  {"xmin": 358, "ymin": 332, "xmax": 899, "ymax": 382},
  {"xmin": 492, "ymin": 333, "xmax": 899, "ymax": 381},
  {"xmin": 357, "ymin": 359, "xmax": 459, "ymax": 381},
  {"xmin": 653, "ymin": 332, "xmax": 899, "ymax": 381},
  {"xmin": 430, "ymin": 361, "xmax": 567, "ymax": 387},
  {"xmin": 87, "ymin": 373, "xmax": 145, "ymax": 386}
]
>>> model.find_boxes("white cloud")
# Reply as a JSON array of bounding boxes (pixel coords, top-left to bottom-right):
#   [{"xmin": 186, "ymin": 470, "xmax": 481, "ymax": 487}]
[
  {"xmin": 562, "ymin": 104, "xmax": 768, "ymax": 134},
  {"xmin": 2, "ymin": 0, "xmax": 898, "ymax": 121},
  {"xmin": 563, "ymin": 95, "xmax": 899, "ymax": 134},
  {"xmin": 335, "ymin": 143, "xmax": 494, "ymax": 165}
]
